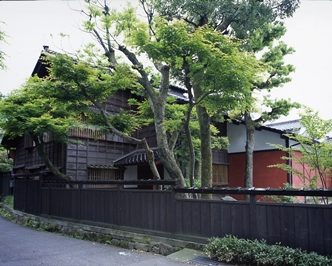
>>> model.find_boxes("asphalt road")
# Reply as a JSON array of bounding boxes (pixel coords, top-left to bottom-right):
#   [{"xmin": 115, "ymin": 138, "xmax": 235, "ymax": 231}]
[{"xmin": 0, "ymin": 216, "xmax": 190, "ymax": 266}]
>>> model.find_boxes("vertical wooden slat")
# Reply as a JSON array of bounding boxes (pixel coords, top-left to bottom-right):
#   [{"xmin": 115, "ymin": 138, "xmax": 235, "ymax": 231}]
[
  {"xmin": 200, "ymin": 202, "xmax": 211, "ymax": 237},
  {"xmin": 256, "ymin": 204, "xmax": 268, "ymax": 240},
  {"xmin": 294, "ymin": 206, "xmax": 309, "ymax": 252},
  {"xmin": 175, "ymin": 200, "xmax": 183, "ymax": 234},
  {"xmin": 182, "ymin": 201, "xmax": 193, "ymax": 234},
  {"xmin": 250, "ymin": 195, "xmax": 257, "ymax": 240},
  {"xmin": 210, "ymin": 202, "xmax": 222, "ymax": 237},
  {"xmin": 308, "ymin": 207, "xmax": 324, "ymax": 253},
  {"xmin": 323, "ymin": 208, "xmax": 332, "ymax": 255},
  {"xmin": 231, "ymin": 203, "xmax": 244, "ymax": 238},
  {"xmin": 221, "ymin": 203, "xmax": 233, "ymax": 236},
  {"xmin": 192, "ymin": 201, "xmax": 201, "ymax": 236},
  {"xmin": 145, "ymin": 192, "xmax": 153, "ymax": 230},
  {"xmin": 266, "ymin": 205, "xmax": 281, "ymax": 245},
  {"xmin": 280, "ymin": 205, "xmax": 296, "ymax": 248}
]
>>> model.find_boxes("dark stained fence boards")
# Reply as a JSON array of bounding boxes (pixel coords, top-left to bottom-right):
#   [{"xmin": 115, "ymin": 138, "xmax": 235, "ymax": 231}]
[
  {"xmin": 0, "ymin": 171, "xmax": 11, "ymax": 199},
  {"xmin": 13, "ymin": 178, "xmax": 332, "ymax": 256}
]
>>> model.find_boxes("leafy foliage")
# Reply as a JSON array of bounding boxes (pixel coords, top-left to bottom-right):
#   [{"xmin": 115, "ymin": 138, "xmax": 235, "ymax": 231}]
[
  {"xmin": 227, "ymin": 22, "xmax": 301, "ymax": 192},
  {"xmin": 0, "ymin": 21, "xmax": 8, "ymax": 70},
  {"xmin": 261, "ymin": 183, "xmax": 295, "ymax": 203},
  {"xmin": 269, "ymin": 107, "xmax": 332, "ymax": 204},
  {"xmin": 132, "ymin": 18, "xmax": 263, "ymax": 111},
  {"xmin": 141, "ymin": 0, "xmax": 300, "ymax": 188},
  {"xmin": 0, "ymin": 77, "xmax": 77, "ymax": 143},
  {"xmin": 149, "ymin": 0, "xmax": 300, "ymax": 39},
  {"xmin": 0, "ymin": 149, "xmax": 13, "ymax": 172},
  {"xmin": 205, "ymin": 235, "xmax": 332, "ymax": 266}
]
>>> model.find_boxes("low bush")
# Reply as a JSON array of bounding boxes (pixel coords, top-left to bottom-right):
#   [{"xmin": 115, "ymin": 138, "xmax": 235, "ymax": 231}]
[{"xmin": 204, "ymin": 235, "xmax": 332, "ymax": 266}]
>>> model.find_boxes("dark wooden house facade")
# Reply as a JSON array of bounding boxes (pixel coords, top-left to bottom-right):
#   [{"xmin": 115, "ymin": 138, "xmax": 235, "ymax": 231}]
[{"xmin": 3, "ymin": 47, "xmax": 229, "ymax": 186}]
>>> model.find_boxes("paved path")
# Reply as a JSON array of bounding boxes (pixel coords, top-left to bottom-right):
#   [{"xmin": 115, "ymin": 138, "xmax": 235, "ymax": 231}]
[{"xmin": 0, "ymin": 216, "xmax": 191, "ymax": 266}]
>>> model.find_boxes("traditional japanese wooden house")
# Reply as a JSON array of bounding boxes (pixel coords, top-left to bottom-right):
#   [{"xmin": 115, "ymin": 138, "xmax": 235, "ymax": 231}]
[
  {"xmin": 3, "ymin": 46, "xmax": 229, "ymax": 186},
  {"xmin": 6, "ymin": 47, "xmax": 320, "ymax": 192}
]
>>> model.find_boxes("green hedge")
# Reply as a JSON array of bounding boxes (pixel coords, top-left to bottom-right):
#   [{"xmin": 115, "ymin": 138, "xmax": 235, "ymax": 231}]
[{"xmin": 204, "ymin": 235, "xmax": 332, "ymax": 266}]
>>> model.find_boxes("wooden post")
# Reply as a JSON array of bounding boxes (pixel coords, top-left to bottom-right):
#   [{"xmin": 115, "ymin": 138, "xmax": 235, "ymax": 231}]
[
  {"xmin": 24, "ymin": 176, "xmax": 27, "ymax": 212},
  {"xmin": 38, "ymin": 175, "xmax": 42, "ymax": 215},
  {"xmin": 48, "ymin": 183, "xmax": 51, "ymax": 216},
  {"xmin": 116, "ymin": 183, "xmax": 121, "ymax": 226},
  {"xmin": 250, "ymin": 194, "xmax": 257, "ymax": 240},
  {"xmin": 78, "ymin": 183, "xmax": 82, "ymax": 221}
]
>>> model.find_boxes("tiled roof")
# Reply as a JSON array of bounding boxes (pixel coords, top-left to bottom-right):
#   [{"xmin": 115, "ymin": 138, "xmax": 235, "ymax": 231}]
[
  {"xmin": 168, "ymin": 85, "xmax": 188, "ymax": 103},
  {"xmin": 264, "ymin": 119, "xmax": 301, "ymax": 133},
  {"xmin": 113, "ymin": 148, "xmax": 160, "ymax": 166}
]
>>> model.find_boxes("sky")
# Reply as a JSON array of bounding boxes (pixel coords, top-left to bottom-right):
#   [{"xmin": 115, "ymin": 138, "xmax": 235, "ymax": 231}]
[{"xmin": 0, "ymin": 0, "xmax": 332, "ymax": 122}]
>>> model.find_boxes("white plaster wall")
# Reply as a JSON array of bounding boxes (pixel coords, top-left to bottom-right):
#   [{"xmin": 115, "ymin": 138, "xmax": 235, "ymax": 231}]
[
  {"xmin": 123, "ymin": 165, "xmax": 171, "ymax": 187},
  {"xmin": 227, "ymin": 123, "xmax": 287, "ymax": 153},
  {"xmin": 123, "ymin": 165, "xmax": 138, "ymax": 188}
]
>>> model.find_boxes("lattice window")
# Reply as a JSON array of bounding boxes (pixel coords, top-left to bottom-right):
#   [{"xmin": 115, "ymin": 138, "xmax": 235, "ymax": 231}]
[
  {"xmin": 212, "ymin": 164, "xmax": 228, "ymax": 186},
  {"xmin": 69, "ymin": 127, "xmax": 106, "ymax": 140},
  {"xmin": 69, "ymin": 113, "xmax": 107, "ymax": 140},
  {"xmin": 87, "ymin": 166, "xmax": 123, "ymax": 188}
]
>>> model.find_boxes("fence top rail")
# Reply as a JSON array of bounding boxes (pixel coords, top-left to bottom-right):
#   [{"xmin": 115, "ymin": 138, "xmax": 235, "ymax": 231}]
[
  {"xmin": 41, "ymin": 179, "xmax": 177, "ymax": 186},
  {"xmin": 13, "ymin": 173, "xmax": 47, "ymax": 178},
  {"xmin": 14, "ymin": 174, "xmax": 332, "ymax": 197},
  {"xmin": 174, "ymin": 187, "xmax": 332, "ymax": 197}
]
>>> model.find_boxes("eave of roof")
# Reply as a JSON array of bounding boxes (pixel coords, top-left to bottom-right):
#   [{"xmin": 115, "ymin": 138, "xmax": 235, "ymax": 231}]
[
  {"xmin": 229, "ymin": 116, "xmax": 301, "ymax": 137},
  {"xmin": 113, "ymin": 148, "xmax": 160, "ymax": 166},
  {"xmin": 264, "ymin": 119, "xmax": 301, "ymax": 133}
]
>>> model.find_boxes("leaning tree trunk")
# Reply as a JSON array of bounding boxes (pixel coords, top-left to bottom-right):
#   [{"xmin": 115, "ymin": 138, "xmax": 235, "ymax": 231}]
[
  {"xmin": 133, "ymin": 59, "xmax": 187, "ymax": 188},
  {"xmin": 244, "ymin": 112, "xmax": 255, "ymax": 201},
  {"xmin": 152, "ymin": 92, "xmax": 187, "ymax": 188},
  {"xmin": 32, "ymin": 135, "xmax": 73, "ymax": 181},
  {"xmin": 88, "ymin": 32, "xmax": 162, "ymax": 181},
  {"xmin": 85, "ymin": 94, "xmax": 161, "ymax": 180}
]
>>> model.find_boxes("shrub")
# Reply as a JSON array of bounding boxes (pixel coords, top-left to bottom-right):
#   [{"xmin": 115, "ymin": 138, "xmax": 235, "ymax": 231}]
[{"xmin": 204, "ymin": 235, "xmax": 332, "ymax": 266}]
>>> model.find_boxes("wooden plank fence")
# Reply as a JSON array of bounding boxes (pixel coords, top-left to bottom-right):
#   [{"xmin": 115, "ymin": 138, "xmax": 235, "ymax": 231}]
[
  {"xmin": 0, "ymin": 171, "xmax": 12, "ymax": 199},
  {"xmin": 12, "ymin": 175, "xmax": 332, "ymax": 256}
]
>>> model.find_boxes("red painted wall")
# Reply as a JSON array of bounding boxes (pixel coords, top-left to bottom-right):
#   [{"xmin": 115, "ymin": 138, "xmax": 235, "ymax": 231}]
[
  {"xmin": 228, "ymin": 150, "xmax": 288, "ymax": 189},
  {"xmin": 291, "ymin": 151, "xmax": 332, "ymax": 189}
]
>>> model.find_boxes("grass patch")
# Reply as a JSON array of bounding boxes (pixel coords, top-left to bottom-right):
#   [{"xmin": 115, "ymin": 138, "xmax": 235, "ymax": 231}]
[{"xmin": 3, "ymin": 195, "xmax": 14, "ymax": 208}]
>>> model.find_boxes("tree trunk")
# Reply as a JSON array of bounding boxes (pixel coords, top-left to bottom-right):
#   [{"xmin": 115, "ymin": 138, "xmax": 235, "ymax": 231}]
[
  {"xmin": 142, "ymin": 138, "xmax": 160, "ymax": 180},
  {"xmin": 86, "ymin": 95, "xmax": 161, "ymax": 180},
  {"xmin": 192, "ymin": 78, "xmax": 213, "ymax": 189},
  {"xmin": 196, "ymin": 104, "xmax": 212, "ymax": 188},
  {"xmin": 244, "ymin": 112, "xmax": 255, "ymax": 200},
  {"xmin": 153, "ymin": 99, "xmax": 187, "ymax": 187},
  {"xmin": 117, "ymin": 45, "xmax": 187, "ymax": 186},
  {"xmin": 194, "ymin": 156, "xmax": 201, "ymax": 183},
  {"xmin": 183, "ymin": 115, "xmax": 195, "ymax": 187},
  {"xmin": 32, "ymin": 135, "xmax": 72, "ymax": 181},
  {"xmin": 183, "ymin": 62, "xmax": 196, "ymax": 187}
]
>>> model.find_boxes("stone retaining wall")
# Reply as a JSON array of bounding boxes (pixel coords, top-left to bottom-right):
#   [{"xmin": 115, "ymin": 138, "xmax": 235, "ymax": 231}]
[{"xmin": 0, "ymin": 203, "xmax": 206, "ymax": 256}]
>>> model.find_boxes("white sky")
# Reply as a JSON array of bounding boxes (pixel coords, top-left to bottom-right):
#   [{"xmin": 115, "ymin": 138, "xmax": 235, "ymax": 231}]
[{"xmin": 0, "ymin": 0, "xmax": 331, "ymax": 122}]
